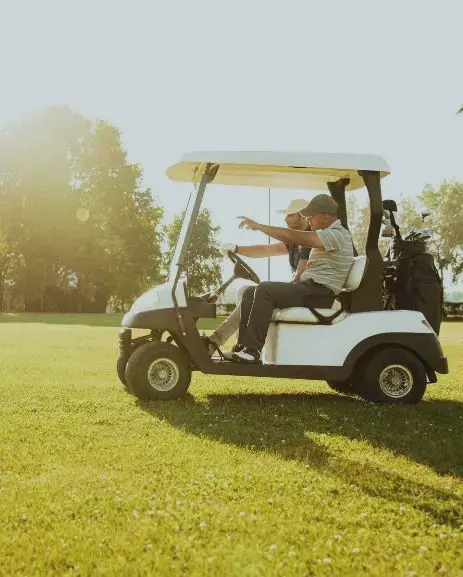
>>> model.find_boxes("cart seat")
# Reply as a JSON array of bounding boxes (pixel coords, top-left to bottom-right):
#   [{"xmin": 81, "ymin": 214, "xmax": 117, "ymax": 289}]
[
  {"xmin": 271, "ymin": 256, "xmax": 367, "ymax": 325},
  {"xmin": 272, "ymin": 306, "xmax": 347, "ymax": 324}
]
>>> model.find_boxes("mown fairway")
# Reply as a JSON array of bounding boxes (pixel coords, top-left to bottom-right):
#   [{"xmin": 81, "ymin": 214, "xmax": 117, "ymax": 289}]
[{"xmin": 0, "ymin": 315, "xmax": 462, "ymax": 576}]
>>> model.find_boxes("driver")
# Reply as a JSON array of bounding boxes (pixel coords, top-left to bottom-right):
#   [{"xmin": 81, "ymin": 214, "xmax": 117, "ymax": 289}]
[{"xmin": 202, "ymin": 199, "xmax": 311, "ymax": 359}]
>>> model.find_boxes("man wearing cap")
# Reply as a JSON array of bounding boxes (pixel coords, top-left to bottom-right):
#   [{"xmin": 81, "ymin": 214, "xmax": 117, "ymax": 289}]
[
  {"xmin": 203, "ymin": 199, "xmax": 311, "ymax": 359},
  {"xmin": 233, "ymin": 194, "xmax": 354, "ymax": 364}
]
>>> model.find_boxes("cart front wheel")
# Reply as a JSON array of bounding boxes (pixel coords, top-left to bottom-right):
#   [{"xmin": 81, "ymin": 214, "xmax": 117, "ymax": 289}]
[
  {"xmin": 126, "ymin": 342, "xmax": 191, "ymax": 400},
  {"xmin": 117, "ymin": 355, "xmax": 128, "ymax": 388}
]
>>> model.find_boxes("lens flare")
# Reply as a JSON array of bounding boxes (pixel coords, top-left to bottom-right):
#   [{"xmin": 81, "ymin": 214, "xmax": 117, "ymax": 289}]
[{"xmin": 76, "ymin": 208, "xmax": 90, "ymax": 222}]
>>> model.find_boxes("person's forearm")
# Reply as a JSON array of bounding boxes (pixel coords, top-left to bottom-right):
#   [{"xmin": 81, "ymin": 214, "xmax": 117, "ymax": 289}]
[
  {"xmin": 237, "ymin": 243, "xmax": 285, "ymax": 258},
  {"xmin": 257, "ymin": 224, "xmax": 319, "ymax": 247}
]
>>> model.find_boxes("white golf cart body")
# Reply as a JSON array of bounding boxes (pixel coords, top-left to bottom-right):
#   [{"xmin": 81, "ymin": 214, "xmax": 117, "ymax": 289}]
[{"xmin": 120, "ymin": 151, "xmax": 448, "ymax": 398}]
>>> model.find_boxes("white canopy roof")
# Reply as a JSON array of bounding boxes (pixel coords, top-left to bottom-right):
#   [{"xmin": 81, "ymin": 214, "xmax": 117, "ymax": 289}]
[{"xmin": 167, "ymin": 151, "xmax": 390, "ymax": 191}]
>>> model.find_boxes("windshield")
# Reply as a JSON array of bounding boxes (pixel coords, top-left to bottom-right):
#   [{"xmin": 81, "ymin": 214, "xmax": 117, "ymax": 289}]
[{"xmin": 168, "ymin": 187, "xmax": 199, "ymax": 282}]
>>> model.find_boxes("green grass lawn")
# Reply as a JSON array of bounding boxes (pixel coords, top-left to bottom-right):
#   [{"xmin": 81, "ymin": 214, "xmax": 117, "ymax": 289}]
[{"xmin": 0, "ymin": 315, "xmax": 462, "ymax": 576}]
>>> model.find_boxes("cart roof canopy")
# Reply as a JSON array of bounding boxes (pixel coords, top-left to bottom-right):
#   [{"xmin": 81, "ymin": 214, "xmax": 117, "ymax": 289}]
[{"xmin": 167, "ymin": 151, "xmax": 390, "ymax": 191}]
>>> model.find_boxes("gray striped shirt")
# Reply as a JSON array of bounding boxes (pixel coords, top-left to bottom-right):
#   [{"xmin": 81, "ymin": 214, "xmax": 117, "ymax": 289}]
[{"xmin": 300, "ymin": 220, "xmax": 354, "ymax": 294}]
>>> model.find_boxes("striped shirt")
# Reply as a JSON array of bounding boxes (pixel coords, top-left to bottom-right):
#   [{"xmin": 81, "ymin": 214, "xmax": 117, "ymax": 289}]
[{"xmin": 300, "ymin": 220, "xmax": 354, "ymax": 294}]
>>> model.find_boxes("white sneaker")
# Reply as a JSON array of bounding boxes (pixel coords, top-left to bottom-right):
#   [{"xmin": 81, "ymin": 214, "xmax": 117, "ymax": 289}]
[
  {"xmin": 221, "ymin": 344, "xmax": 244, "ymax": 361},
  {"xmin": 232, "ymin": 347, "xmax": 261, "ymax": 364}
]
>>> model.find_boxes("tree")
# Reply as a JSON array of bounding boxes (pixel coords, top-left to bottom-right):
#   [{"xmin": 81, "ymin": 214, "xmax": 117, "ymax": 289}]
[
  {"xmin": 393, "ymin": 185, "xmax": 463, "ymax": 284},
  {"xmin": 398, "ymin": 194, "xmax": 451, "ymax": 282},
  {"xmin": 419, "ymin": 182, "xmax": 463, "ymax": 282},
  {"xmin": 346, "ymin": 183, "xmax": 463, "ymax": 287},
  {"xmin": 346, "ymin": 196, "xmax": 369, "ymax": 254},
  {"xmin": 0, "ymin": 107, "xmax": 164, "ymax": 312},
  {"xmin": 346, "ymin": 196, "xmax": 388, "ymax": 256},
  {"xmin": 165, "ymin": 209, "xmax": 222, "ymax": 296}
]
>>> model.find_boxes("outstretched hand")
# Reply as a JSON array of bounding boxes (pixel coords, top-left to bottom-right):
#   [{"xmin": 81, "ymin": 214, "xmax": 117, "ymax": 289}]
[{"xmin": 237, "ymin": 216, "xmax": 261, "ymax": 231}]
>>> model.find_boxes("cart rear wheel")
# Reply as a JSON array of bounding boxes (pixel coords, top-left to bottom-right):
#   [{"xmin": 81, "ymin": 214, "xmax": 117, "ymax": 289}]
[
  {"xmin": 358, "ymin": 347, "xmax": 427, "ymax": 404},
  {"xmin": 126, "ymin": 342, "xmax": 191, "ymax": 401}
]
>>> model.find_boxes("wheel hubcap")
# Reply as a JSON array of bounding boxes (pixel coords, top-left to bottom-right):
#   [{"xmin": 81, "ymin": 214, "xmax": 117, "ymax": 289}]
[
  {"xmin": 147, "ymin": 358, "xmax": 179, "ymax": 391},
  {"xmin": 379, "ymin": 364, "xmax": 414, "ymax": 398}
]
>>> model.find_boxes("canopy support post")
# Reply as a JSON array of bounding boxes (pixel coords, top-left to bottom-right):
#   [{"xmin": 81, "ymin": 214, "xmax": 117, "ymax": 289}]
[{"xmin": 349, "ymin": 170, "xmax": 383, "ymax": 313}]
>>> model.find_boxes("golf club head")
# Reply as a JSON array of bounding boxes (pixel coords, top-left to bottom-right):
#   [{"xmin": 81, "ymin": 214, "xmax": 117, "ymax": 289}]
[
  {"xmin": 383, "ymin": 199, "xmax": 398, "ymax": 213},
  {"xmin": 416, "ymin": 229, "xmax": 431, "ymax": 240},
  {"xmin": 421, "ymin": 208, "xmax": 431, "ymax": 221}
]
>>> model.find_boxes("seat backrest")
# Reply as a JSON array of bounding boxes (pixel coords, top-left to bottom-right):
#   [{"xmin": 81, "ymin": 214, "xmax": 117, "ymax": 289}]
[{"xmin": 343, "ymin": 256, "xmax": 367, "ymax": 292}]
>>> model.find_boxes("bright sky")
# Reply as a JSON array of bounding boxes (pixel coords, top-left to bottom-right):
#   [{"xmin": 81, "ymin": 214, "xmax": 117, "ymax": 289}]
[{"xmin": 1, "ymin": 0, "xmax": 462, "ymax": 284}]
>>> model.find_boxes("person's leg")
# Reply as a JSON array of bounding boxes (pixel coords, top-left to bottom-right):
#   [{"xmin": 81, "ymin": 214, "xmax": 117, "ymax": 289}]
[
  {"xmin": 238, "ymin": 281, "xmax": 312, "ymax": 352},
  {"xmin": 238, "ymin": 285, "xmax": 256, "ymax": 337},
  {"xmin": 210, "ymin": 285, "xmax": 248, "ymax": 347},
  {"xmin": 209, "ymin": 303, "xmax": 241, "ymax": 347},
  {"xmin": 235, "ymin": 280, "xmax": 334, "ymax": 361}
]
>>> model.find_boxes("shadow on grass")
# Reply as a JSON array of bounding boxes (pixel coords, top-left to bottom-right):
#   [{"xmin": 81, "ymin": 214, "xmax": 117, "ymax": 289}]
[{"xmin": 140, "ymin": 392, "xmax": 463, "ymax": 527}]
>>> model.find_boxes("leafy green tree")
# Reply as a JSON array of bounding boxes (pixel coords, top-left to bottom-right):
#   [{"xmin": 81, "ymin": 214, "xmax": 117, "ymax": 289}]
[
  {"xmin": 0, "ymin": 228, "xmax": 12, "ymax": 311},
  {"xmin": 346, "ymin": 196, "xmax": 388, "ymax": 255},
  {"xmin": 420, "ymin": 182, "xmax": 463, "ymax": 281},
  {"xmin": 165, "ymin": 209, "xmax": 222, "ymax": 296},
  {"xmin": 398, "ymin": 183, "xmax": 463, "ymax": 282},
  {"xmin": 346, "ymin": 196, "xmax": 368, "ymax": 254},
  {"xmin": 63, "ymin": 119, "xmax": 164, "ymax": 311},
  {"xmin": 0, "ymin": 107, "xmax": 163, "ymax": 312}
]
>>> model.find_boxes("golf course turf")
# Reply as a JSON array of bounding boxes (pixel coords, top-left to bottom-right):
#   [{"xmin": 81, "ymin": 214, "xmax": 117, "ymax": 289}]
[{"xmin": 0, "ymin": 315, "xmax": 461, "ymax": 576}]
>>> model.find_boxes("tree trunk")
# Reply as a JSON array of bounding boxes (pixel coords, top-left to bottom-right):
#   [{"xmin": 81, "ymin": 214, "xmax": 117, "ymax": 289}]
[{"xmin": 0, "ymin": 276, "xmax": 4, "ymax": 312}]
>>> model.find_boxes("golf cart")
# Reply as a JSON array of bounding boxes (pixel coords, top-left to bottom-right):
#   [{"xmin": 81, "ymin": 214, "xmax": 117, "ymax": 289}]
[{"xmin": 118, "ymin": 152, "xmax": 448, "ymax": 404}]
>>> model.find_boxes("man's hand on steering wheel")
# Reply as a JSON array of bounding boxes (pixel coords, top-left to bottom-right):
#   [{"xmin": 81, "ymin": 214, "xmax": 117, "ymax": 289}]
[
  {"xmin": 219, "ymin": 242, "xmax": 260, "ymax": 284},
  {"xmin": 219, "ymin": 243, "xmax": 237, "ymax": 256}
]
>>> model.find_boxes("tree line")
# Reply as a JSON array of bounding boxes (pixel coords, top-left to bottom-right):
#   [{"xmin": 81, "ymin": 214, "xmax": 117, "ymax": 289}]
[
  {"xmin": 0, "ymin": 107, "xmax": 222, "ymax": 312},
  {"xmin": 347, "ymin": 182, "xmax": 463, "ymax": 285},
  {"xmin": 0, "ymin": 107, "xmax": 460, "ymax": 313}
]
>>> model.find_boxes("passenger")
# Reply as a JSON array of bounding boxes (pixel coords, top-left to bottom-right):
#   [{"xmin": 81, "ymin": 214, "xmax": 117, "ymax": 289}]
[{"xmin": 202, "ymin": 198, "xmax": 311, "ymax": 359}]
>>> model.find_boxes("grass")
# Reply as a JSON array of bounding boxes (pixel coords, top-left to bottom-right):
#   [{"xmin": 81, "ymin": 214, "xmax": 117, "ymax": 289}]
[
  {"xmin": 0, "ymin": 312, "xmax": 224, "ymax": 330},
  {"xmin": 0, "ymin": 314, "xmax": 462, "ymax": 576}
]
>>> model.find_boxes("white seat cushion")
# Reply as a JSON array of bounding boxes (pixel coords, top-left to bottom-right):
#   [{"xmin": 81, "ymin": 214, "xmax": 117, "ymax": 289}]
[
  {"xmin": 270, "ymin": 257, "xmax": 366, "ymax": 326},
  {"xmin": 342, "ymin": 255, "xmax": 367, "ymax": 292},
  {"xmin": 271, "ymin": 307, "xmax": 346, "ymax": 324}
]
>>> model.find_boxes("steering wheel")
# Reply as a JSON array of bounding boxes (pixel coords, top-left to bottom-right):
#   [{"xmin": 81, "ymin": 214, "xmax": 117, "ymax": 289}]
[{"xmin": 227, "ymin": 251, "xmax": 260, "ymax": 284}]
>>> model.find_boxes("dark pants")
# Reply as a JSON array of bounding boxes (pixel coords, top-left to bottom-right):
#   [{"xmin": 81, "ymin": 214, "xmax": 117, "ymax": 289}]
[{"xmin": 238, "ymin": 280, "xmax": 334, "ymax": 351}]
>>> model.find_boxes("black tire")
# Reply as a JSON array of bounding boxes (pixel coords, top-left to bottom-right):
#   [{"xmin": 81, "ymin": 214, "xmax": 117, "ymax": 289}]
[
  {"xmin": 125, "ymin": 341, "xmax": 191, "ymax": 401},
  {"xmin": 357, "ymin": 347, "xmax": 427, "ymax": 404},
  {"xmin": 117, "ymin": 355, "xmax": 128, "ymax": 388},
  {"xmin": 326, "ymin": 379, "xmax": 358, "ymax": 396}
]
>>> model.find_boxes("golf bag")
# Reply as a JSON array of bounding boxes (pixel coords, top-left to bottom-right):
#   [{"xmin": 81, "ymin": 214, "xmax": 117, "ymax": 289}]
[{"xmin": 386, "ymin": 240, "xmax": 443, "ymax": 334}]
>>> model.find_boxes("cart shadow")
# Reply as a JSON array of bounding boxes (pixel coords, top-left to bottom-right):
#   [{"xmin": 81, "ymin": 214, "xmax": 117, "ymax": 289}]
[{"xmin": 139, "ymin": 392, "xmax": 463, "ymax": 527}]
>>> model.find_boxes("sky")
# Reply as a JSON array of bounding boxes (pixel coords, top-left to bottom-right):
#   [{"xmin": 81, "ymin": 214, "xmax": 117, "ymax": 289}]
[{"xmin": 0, "ymin": 0, "xmax": 462, "ymax": 284}]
